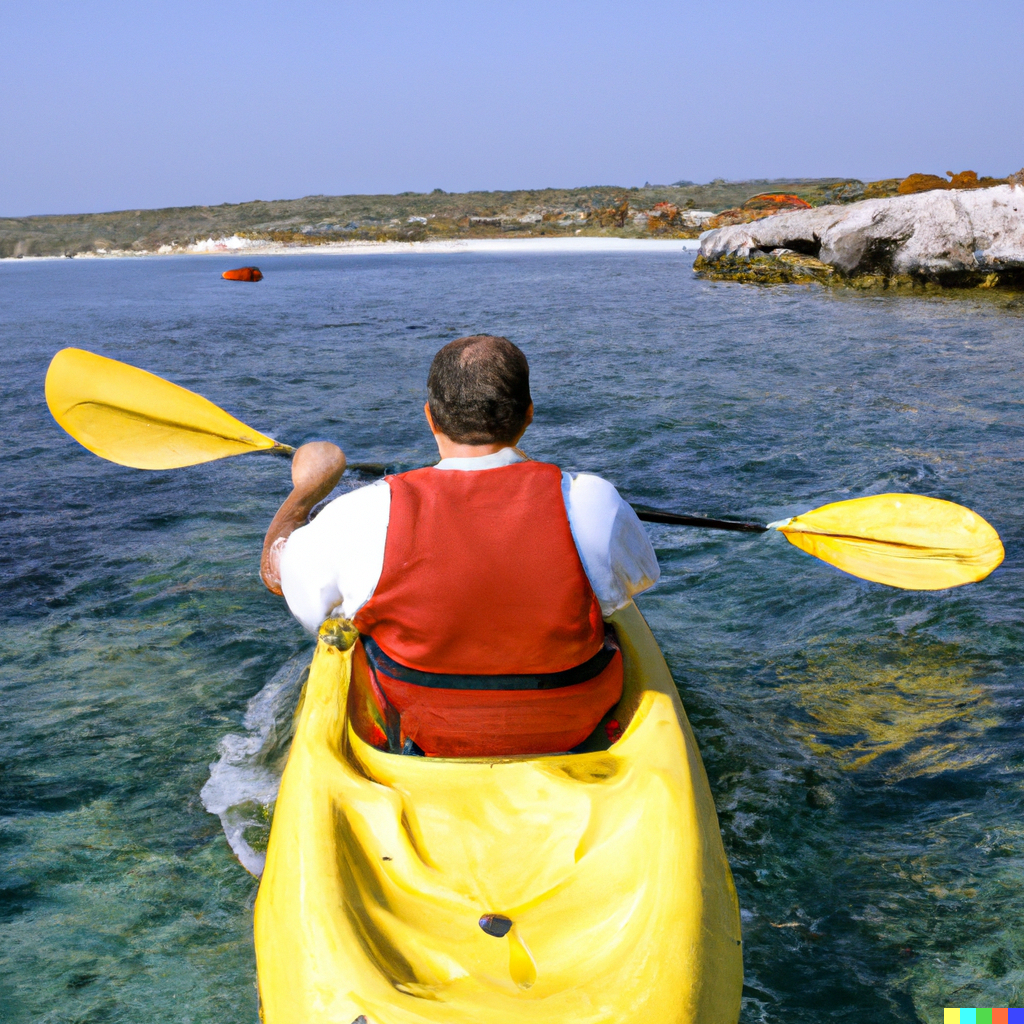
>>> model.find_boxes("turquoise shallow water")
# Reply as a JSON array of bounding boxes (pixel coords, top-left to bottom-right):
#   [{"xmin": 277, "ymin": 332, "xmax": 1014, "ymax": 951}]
[{"xmin": 2, "ymin": 251, "xmax": 1023, "ymax": 1023}]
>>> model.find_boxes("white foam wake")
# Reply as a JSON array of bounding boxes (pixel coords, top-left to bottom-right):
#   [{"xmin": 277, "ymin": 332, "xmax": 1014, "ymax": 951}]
[{"xmin": 201, "ymin": 652, "xmax": 312, "ymax": 877}]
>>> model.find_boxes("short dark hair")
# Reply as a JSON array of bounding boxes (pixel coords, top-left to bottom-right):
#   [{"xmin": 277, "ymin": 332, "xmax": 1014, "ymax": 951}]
[{"xmin": 427, "ymin": 335, "xmax": 532, "ymax": 445}]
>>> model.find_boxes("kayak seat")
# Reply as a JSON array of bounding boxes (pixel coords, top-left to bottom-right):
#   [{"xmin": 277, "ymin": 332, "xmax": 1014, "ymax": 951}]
[{"xmin": 348, "ymin": 630, "xmax": 624, "ymax": 758}]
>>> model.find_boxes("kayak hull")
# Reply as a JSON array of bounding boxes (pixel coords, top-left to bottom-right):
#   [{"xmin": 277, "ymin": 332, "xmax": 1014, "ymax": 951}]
[{"xmin": 254, "ymin": 602, "xmax": 742, "ymax": 1024}]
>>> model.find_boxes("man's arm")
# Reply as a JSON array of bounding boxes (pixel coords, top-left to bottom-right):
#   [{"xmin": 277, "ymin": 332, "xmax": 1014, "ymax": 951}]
[
  {"xmin": 261, "ymin": 441, "xmax": 347, "ymax": 594},
  {"xmin": 563, "ymin": 472, "xmax": 660, "ymax": 615}
]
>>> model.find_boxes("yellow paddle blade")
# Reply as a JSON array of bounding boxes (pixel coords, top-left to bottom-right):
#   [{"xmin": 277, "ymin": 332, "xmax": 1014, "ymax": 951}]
[
  {"xmin": 775, "ymin": 493, "xmax": 1004, "ymax": 590},
  {"xmin": 45, "ymin": 348, "xmax": 290, "ymax": 469}
]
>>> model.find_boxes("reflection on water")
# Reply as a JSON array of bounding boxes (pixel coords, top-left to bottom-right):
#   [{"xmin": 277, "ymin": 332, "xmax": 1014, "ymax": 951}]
[{"xmin": 2, "ymin": 252, "xmax": 1023, "ymax": 1023}]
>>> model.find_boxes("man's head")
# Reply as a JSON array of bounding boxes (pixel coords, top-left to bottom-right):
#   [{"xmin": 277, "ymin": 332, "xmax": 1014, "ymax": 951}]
[{"xmin": 426, "ymin": 335, "xmax": 532, "ymax": 446}]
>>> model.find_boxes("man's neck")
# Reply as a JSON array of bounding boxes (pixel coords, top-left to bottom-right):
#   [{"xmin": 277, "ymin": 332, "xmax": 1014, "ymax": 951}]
[{"xmin": 434, "ymin": 438, "xmax": 509, "ymax": 460}]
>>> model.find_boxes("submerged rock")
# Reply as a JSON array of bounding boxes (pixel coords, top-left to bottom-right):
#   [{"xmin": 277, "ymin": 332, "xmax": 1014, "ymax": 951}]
[
  {"xmin": 695, "ymin": 250, "xmax": 836, "ymax": 286},
  {"xmin": 696, "ymin": 185, "xmax": 1024, "ymax": 289},
  {"xmin": 806, "ymin": 785, "xmax": 835, "ymax": 809}
]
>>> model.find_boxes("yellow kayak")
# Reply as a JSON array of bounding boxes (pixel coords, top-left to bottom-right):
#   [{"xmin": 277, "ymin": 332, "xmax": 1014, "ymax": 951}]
[{"xmin": 254, "ymin": 601, "xmax": 742, "ymax": 1024}]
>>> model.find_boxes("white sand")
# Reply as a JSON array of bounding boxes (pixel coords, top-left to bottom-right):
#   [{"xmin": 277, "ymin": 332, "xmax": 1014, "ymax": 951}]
[
  {"xmin": 214, "ymin": 236, "xmax": 701, "ymax": 257},
  {"xmin": 4, "ymin": 236, "xmax": 700, "ymax": 262}
]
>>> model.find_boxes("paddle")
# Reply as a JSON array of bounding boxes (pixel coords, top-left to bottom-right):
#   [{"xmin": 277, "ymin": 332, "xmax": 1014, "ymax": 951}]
[
  {"xmin": 45, "ymin": 348, "xmax": 1005, "ymax": 591},
  {"xmin": 45, "ymin": 347, "xmax": 294, "ymax": 469},
  {"xmin": 635, "ymin": 497, "xmax": 1003, "ymax": 590}
]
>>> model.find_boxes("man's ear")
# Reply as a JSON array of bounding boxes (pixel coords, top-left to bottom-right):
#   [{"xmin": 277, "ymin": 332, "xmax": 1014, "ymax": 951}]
[
  {"xmin": 510, "ymin": 403, "xmax": 534, "ymax": 447},
  {"xmin": 424, "ymin": 402, "xmax": 437, "ymax": 433}
]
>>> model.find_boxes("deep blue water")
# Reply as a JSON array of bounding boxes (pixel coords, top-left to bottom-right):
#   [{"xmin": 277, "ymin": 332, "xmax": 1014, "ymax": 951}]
[{"xmin": 2, "ymin": 251, "xmax": 1024, "ymax": 1023}]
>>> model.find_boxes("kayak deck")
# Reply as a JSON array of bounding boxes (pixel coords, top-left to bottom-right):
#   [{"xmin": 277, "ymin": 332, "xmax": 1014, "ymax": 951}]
[{"xmin": 254, "ymin": 601, "xmax": 742, "ymax": 1024}]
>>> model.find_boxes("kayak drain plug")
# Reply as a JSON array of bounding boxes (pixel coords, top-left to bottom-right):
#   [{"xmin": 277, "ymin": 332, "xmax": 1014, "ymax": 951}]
[{"xmin": 479, "ymin": 914, "xmax": 513, "ymax": 938}]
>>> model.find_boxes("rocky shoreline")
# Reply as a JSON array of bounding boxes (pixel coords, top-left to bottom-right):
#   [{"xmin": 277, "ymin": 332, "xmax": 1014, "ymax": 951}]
[{"xmin": 695, "ymin": 184, "xmax": 1024, "ymax": 291}]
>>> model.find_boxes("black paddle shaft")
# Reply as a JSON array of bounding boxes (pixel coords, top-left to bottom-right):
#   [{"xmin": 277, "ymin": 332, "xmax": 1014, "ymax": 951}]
[
  {"xmin": 335, "ymin": 464, "xmax": 768, "ymax": 533},
  {"xmin": 633, "ymin": 508, "xmax": 768, "ymax": 533}
]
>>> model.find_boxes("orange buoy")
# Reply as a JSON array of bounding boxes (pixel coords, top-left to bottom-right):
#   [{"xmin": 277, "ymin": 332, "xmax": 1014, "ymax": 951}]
[{"xmin": 222, "ymin": 267, "xmax": 263, "ymax": 282}]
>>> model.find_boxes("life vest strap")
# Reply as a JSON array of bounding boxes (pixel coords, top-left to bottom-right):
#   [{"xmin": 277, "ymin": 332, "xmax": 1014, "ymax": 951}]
[{"xmin": 362, "ymin": 630, "xmax": 619, "ymax": 691}]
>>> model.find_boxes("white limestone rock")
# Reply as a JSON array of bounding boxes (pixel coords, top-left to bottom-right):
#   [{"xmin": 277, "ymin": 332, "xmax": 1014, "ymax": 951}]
[
  {"xmin": 698, "ymin": 185, "xmax": 1024, "ymax": 278},
  {"xmin": 681, "ymin": 209, "xmax": 716, "ymax": 228}
]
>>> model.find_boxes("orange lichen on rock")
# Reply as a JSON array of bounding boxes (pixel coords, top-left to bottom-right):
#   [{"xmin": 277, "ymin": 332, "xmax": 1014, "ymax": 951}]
[
  {"xmin": 899, "ymin": 170, "xmax": 1006, "ymax": 195},
  {"xmin": 743, "ymin": 193, "xmax": 811, "ymax": 211},
  {"xmin": 708, "ymin": 193, "xmax": 813, "ymax": 230},
  {"xmin": 222, "ymin": 266, "xmax": 263, "ymax": 282},
  {"xmin": 646, "ymin": 202, "xmax": 681, "ymax": 232},
  {"xmin": 947, "ymin": 170, "xmax": 980, "ymax": 189},
  {"xmin": 898, "ymin": 173, "xmax": 951, "ymax": 195}
]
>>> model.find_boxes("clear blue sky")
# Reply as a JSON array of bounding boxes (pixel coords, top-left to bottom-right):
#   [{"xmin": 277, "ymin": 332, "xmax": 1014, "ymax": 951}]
[{"xmin": 2, "ymin": 0, "xmax": 1022, "ymax": 216}]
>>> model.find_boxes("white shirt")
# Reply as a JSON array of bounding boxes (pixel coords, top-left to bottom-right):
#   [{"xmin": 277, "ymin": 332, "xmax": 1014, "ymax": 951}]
[{"xmin": 279, "ymin": 447, "xmax": 660, "ymax": 634}]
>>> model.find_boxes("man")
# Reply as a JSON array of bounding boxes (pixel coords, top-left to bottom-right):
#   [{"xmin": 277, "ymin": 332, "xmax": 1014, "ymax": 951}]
[{"xmin": 260, "ymin": 335, "xmax": 659, "ymax": 757}]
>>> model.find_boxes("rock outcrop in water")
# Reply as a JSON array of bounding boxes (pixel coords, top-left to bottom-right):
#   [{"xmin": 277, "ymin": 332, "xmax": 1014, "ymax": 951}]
[{"xmin": 695, "ymin": 185, "xmax": 1024, "ymax": 289}]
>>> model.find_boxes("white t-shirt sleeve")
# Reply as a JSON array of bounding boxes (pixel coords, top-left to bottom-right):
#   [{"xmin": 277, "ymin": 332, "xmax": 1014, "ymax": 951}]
[
  {"xmin": 278, "ymin": 479, "xmax": 391, "ymax": 634},
  {"xmin": 562, "ymin": 472, "xmax": 660, "ymax": 616}
]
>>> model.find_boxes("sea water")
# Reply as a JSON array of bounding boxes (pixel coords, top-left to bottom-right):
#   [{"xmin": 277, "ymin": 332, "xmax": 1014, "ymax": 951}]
[{"xmin": 2, "ymin": 251, "xmax": 1023, "ymax": 1023}]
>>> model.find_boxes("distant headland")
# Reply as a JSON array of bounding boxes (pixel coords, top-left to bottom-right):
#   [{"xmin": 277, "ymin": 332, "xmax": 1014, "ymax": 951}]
[{"xmin": 0, "ymin": 178, "xmax": 889, "ymax": 259}]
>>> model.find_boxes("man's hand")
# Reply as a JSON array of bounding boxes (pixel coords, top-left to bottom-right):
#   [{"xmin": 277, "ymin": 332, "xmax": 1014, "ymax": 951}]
[{"xmin": 261, "ymin": 442, "xmax": 347, "ymax": 594}]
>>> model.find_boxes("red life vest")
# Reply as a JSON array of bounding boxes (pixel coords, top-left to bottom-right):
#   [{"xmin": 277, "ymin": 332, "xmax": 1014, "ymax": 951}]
[{"xmin": 351, "ymin": 460, "xmax": 622, "ymax": 756}]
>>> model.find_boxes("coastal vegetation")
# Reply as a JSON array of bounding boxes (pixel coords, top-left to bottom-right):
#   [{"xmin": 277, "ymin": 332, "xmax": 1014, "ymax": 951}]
[{"xmin": 0, "ymin": 178, "xmax": 879, "ymax": 258}]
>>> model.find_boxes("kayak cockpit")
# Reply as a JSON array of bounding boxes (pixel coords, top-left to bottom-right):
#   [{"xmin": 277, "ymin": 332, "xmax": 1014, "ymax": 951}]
[{"xmin": 254, "ymin": 602, "xmax": 742, "ymax": 1024}]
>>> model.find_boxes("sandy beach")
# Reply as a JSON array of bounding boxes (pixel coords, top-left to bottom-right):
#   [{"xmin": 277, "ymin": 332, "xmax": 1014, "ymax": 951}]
[{"xmin": 2, "ymin": 236, "xmax": 701, "ymax": 261}]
